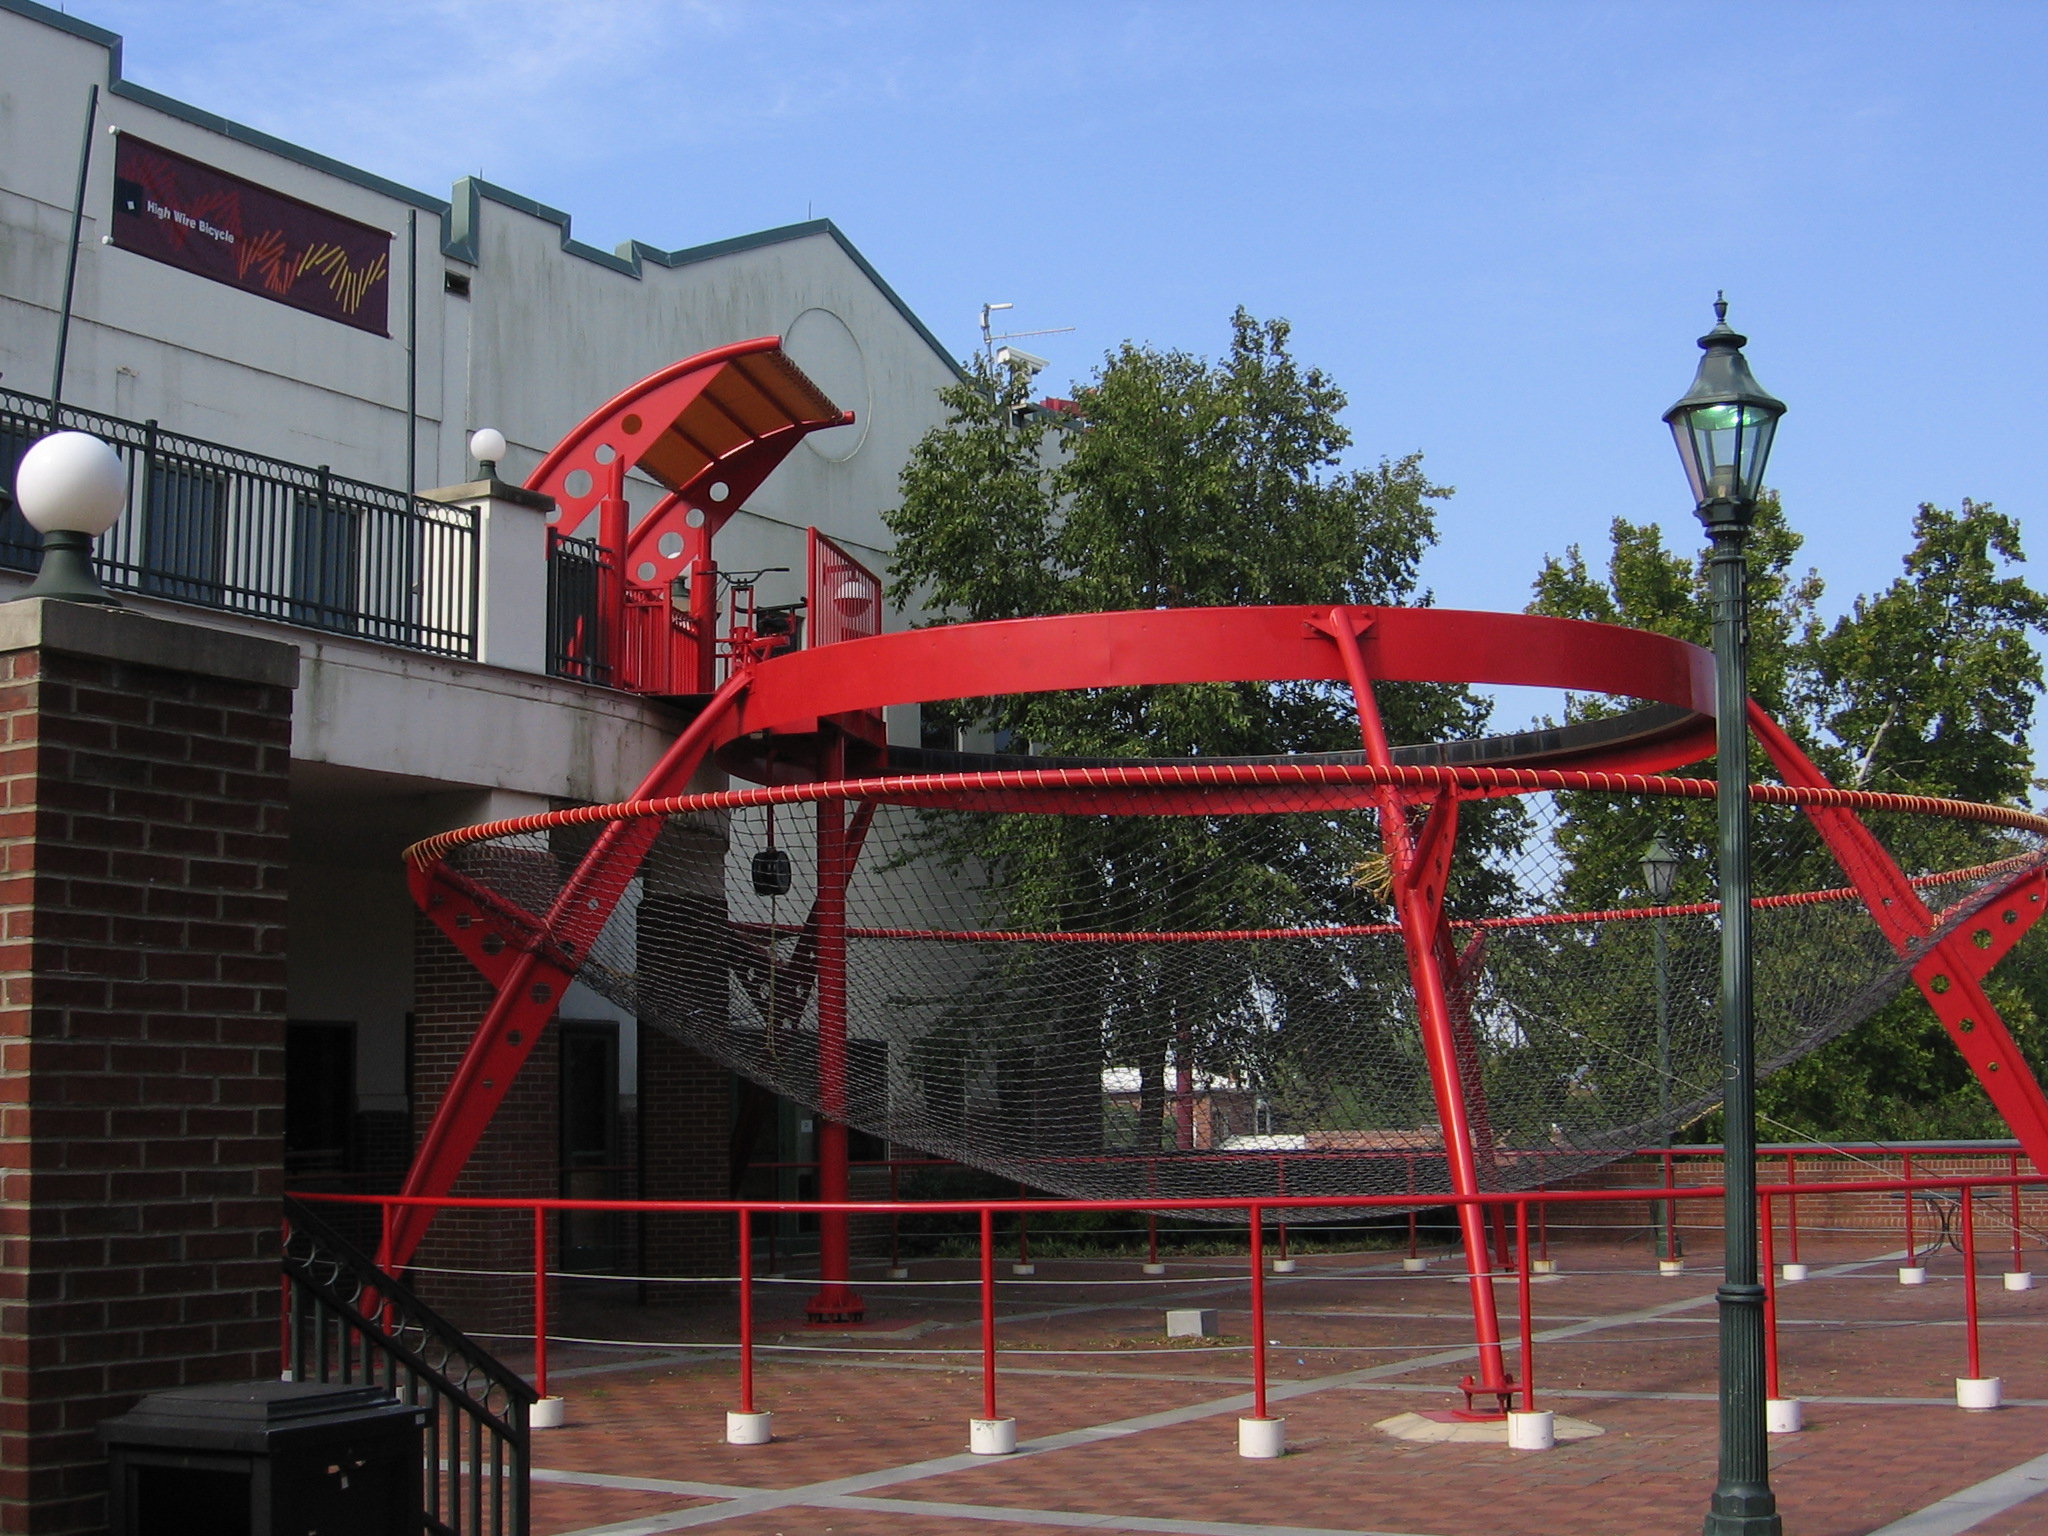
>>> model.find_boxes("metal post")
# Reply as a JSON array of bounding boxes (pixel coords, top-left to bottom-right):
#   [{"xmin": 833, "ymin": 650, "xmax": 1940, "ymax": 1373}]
[
  {"xmin": 738, "ymin": 1209, "xmax": 755, "ymax": 1413},
  {"xmin": 1666, "ymin": 1151, "xmax": 1680, "ymax": 1263},
  {"xmin": 405, "ymin": 208, "xmax": 418, "ymax": 501},
  {"xmin": 532, "ymin": 1206, "xmax": 548, "ymax": 1401},
  {"xmin": 1904, "ymin": 1152, "xmax": 1917, "ymax": 1264},
  {"xmin": 1516, "ymin": 1202, "xmax": 1534, "ymax": 1413},
  {"xmin": 807, "ymin": 734, "xmax": 862, "ymax": 1323},
  {"xmin": 1761, "ymin": 1195, "xmax": 1780, "ymax": 1403},
  {"xmin": 1249, "ymin": 1206, "xmax": 1269, "ymax": 1421},
  {"xmin": 1656, "ymin": 904, "xmax": 1671, "ymax": 1253},
  {"xmin": 980, "ymin": 1207, "xmax": 998, "ymax": 1422},
  {"xmin": 1962, "ymin": 1185, "xmax": 1981, "ymax": 1382},
  {"xmin": 50, "ymin": 84, "xmax": 99, "ymax": 412},
  {"xmin": 1702, "ymin": 503, "xmax": 1779, "ymax": 1535},
  {"xmin": 1785, "ymin": 1153, "xmax": 1800, "ymax": 1268},
  {"xmin": 2012, "ymin": 1153, "xmax": 2024, "ymax": 1275}
]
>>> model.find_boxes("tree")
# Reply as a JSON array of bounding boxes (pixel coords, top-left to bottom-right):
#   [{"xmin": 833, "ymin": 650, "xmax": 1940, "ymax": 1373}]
[
  {"xmin": 884, "ymin": 310, "xmax": 1491, "ymax": 1149},
  {"xmin": 1527, "ymin": 500, "xmax": 2048, "ymax": 1142},
  {"xmin": 891, "ymin": 309, "xmax": 1479, "ymax": 756}
]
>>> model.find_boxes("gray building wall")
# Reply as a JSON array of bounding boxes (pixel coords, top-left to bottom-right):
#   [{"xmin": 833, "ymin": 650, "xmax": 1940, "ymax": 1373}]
[{"xmin": 0, "ymin": 0, "xmax": 962, "ymax": 1167}]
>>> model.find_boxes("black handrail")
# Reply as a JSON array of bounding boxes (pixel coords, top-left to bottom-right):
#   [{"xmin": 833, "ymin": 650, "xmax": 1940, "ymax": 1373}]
[
  {"xmin": 282, "ymin": 1195, "xmax": 533, "ymax": 1536},
  {"xmin": 0, "ymin": 390, "xmax": 479, "ymax": 658}
]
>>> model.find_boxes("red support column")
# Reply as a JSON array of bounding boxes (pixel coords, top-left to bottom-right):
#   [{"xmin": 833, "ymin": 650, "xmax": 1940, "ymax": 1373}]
[
  {"xmin": 598, "ymin": 458, "xmax": 630, "ymax": 682},
  {"xmin": 1318, "ymin": 608, "xmax": 1511, "ymax": 1411},
  {"xmin": 1761, "ymin": 1195, "xmax": 1781, "ymax": 1402},
  {"xmin": 1962, "ymin": 1185, "xmax": 1982, "ymax": 1381},
  {"xmin": 806, "ymin": 735, "xmax": 863, "ymax": 1324}
]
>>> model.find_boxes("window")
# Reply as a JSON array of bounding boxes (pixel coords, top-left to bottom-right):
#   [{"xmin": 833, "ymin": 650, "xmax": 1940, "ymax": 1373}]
[
  {"xmin": 0, "ymin": 420, "xmax": 42, "ymax": 572},
  {"xmin": 140, "ymin": 458, "xmax": 227, "ymax": 603},
  {"xmin": 919, "ymin": 707, "xmax": 960, "ymax": 753},
  {"xmin": 289, "ymin": 488, "xmax": 361, "ymax": 632}
]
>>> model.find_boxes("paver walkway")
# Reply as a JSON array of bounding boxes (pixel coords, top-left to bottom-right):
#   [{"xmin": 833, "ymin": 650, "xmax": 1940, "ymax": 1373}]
[{"xmin": 500, "ymin": 1236, "xmax": 2048, "ymax": 1535}]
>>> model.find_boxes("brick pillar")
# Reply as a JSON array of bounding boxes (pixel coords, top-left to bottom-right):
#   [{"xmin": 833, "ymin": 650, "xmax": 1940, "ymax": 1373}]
[
  {"xmin": 408, "ymin": 913, "xmax": 558, "ymax": 1337},
  {"xmin": 636, "ymin": 1025, "xmax": 731, "ymax": 1296},
  {"xmin": 0, "ymin": 600, "xmax": 295, "ymax": 1536}
]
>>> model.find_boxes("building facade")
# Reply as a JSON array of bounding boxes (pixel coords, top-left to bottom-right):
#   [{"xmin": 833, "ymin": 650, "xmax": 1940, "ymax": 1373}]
[{"xmin": 0, "ymin": 5, "xmax": 962, "ymax": 1514}]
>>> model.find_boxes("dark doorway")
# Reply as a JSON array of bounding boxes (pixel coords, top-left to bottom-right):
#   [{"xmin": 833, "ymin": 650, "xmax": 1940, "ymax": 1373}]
[
  {"xmin": 559, "ymin": 1020, "xmax": 623, "ymax": 1272},
  {"xmin": 285, "ymin": 1021, "xmax": 355, "ymax": 1183}
]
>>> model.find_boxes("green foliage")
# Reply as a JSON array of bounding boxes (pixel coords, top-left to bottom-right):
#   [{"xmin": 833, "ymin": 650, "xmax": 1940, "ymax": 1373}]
[
  {"xmin": 889, "ymin": 310, "xmax": 1483, "ymax": 758},
  {"xmin": 883, "ymin": 311, "xmax": 1492, "ymax": 1147},
  {"xmin": 1530, "ymin": 498, "xmax": 2048, "ymax": 1143}
]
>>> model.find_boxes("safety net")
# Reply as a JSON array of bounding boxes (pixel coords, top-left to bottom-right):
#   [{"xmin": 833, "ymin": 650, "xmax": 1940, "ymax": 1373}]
[{"xmin": 429, "ymin": 763, "xmax": 2048, "ymax": 1219}]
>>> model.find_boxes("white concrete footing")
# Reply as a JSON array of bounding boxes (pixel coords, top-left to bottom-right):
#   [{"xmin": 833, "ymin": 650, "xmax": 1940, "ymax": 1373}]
[
  {"xmin": 1531, "ymin": 1258, "xmax": 1557, "ymax": 1275},
  {"xmin": 531, "ymin": 1396, "xmax": 566, "ymax": 1430},
  {"xmin": 1401, "ymin": 1257, "xmax": 1429, "ymax": 1272},
  {"xmin": 1011, "ymin": 1263, "xmax": 1036, "ymax": 1276},
  {"xmin": 1766, "ymin": 1398, "xmax": 1803, "ymax": 1434},
  {"xmin": 1900, "ymin": 1266, "xmax": 1929, "ymax": 1286},
  {"xmin": 886, "ymin": 1266, "xmax": 911, "ymax": 1281},
  {"xmin": 1957, "ymin": 1377, "xmax": 2003, "ymax": 1411},
  {"xmin": 1142, "ymin": 1262, "xmax": 1167, "ymax": 1275},
  {"xmin": 2004, "ymin": 1271, "xmax": 2034, "ymax": 1292},
  {"xmin": 726, "ymin": 1410, "xmax": 773, "ymax": 1445},
  {"xmin": 1658, "ymin": 1259, "xmax": 1686, "ymax": 1276},
  {"xmin": 1780, "ymin": 1263, "xmax": 1808, "ymax": 1283},
  {"xmin": 1167, "ymin": 1308, "xmax": 1218, "ymax": 1337},
  {"xmin": 1271, "ymin": 1258, "xmax": 1297, "ymax": 1273},
  {"xmin": 970, "ymin": 1417, "xmax": 1017, "ymax": 1455},
  {"xmin": 1506, "ymin": 1410, "xmax": 1554, "ymax": 1450},
  {"xmin": 1238, "ymin": 1416, "xmax": 1286, "ymax": 1458}
]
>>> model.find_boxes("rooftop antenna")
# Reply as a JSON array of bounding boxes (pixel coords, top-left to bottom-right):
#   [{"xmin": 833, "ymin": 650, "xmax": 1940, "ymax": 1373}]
[{"xmin": 979, "ymin": 301, "xmax": 1074, "ymax": 373}]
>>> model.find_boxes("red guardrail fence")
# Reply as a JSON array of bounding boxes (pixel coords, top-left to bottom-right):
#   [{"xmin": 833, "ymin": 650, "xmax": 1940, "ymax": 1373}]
[{"xmin": 294, "ymin": 1148, "xmax": 2048, "ymax": 1432}]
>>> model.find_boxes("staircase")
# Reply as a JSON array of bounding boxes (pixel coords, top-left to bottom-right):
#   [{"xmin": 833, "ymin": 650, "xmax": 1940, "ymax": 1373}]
[{"xmin": 282, "ymin": 1196, "xmax": 535, "ymax": 1536}]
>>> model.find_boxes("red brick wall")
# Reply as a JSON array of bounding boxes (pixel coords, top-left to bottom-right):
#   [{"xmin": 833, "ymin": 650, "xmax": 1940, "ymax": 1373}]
[
  {"xmin": 636, "ymin": 1025, "xmax": 731, "ymax": 1295},
  {"xmin": 0, "ymin": 640, "xmax": 292, "ymax": 1535},
  {"xmin": 1548, "ymin": 1150, "xmax": 2048, "ymax": 1256},
  {"xmin": 407, "ymin": 914, "xmax": 558, "ymax": 1337}
]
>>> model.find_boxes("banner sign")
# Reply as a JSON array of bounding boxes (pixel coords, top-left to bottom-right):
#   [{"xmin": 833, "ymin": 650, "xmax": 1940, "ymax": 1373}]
[{"xmin": 110, "ymin": 135, "xmax": 392, "ymax": 335}]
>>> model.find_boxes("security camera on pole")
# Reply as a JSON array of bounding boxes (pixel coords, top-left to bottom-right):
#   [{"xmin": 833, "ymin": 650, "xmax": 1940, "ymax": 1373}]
[{"xmin": 1664, "ymin": 298, "xmax": 1787, "ymax": 1536}]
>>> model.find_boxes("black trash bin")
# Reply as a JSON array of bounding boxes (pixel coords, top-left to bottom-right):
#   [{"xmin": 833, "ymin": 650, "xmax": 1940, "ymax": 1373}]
[{"xmin": 101, "ymin": 1380, "xmax": 426, "ymax": 1536}]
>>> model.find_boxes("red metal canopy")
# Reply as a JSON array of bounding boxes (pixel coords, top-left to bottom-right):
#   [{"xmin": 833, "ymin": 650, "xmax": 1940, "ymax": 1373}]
[{"xmin": 524, "ymin": 337, "xmax": 854, "ymax": 693}]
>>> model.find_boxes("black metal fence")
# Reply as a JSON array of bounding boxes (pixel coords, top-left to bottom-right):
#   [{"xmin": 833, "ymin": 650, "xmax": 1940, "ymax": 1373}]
[
  {"xmin": 283, "ymin": 1196, "xmax": 532, "ymax": 1536},
  {"xmin": 545, "ymin": 528, "xmax": 611, "ymax": 684},
  {"xmin": 0, "ymin": 391, "xmax": 478, "ymax": 658}
]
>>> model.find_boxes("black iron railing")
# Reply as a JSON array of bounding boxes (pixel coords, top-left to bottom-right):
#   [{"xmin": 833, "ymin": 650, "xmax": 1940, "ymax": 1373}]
[
  {"xmin": 545, "ymin": 528, "xmax": 611, "ymax": 684},
  {"xmin": 283, "ymin": 1196, "xmax": 533, "ymax": 1536},
  {"xmin": 0, "ymin": 391, "xmax": 479, "ymax": 658}
]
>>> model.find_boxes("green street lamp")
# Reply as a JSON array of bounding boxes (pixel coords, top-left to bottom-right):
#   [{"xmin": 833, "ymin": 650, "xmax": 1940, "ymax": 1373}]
[
  {"xmin": 1666, "ymin": 297, "xmax": 1786, "ymax": 1536},
  {"xmin": 1641, "ymin": 834, "xmax": 1681, "ymax": 1260}
]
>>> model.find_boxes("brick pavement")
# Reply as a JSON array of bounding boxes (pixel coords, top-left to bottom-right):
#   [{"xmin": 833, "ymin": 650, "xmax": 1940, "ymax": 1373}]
[{"xmin": 512, "ymin": 1236, "xmax": 2048, "ymax": 1535}]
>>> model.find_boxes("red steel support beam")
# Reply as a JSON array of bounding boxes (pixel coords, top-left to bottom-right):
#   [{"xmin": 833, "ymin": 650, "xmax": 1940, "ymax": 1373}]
[
  {"xmin": 807, "ymin": 732, "xmax": 864, "ymax": 1324},
  {"xmin": 385, "ymin": 671, "xmax": 753, "ymax": 1270},
  {"xmin": 1749, "ymin": 702, "xmax": 2048, "ymax": 1173},
  {"xmin": 1316, "ymin": 607, "xmax": 1513, "ymax": 1409}
]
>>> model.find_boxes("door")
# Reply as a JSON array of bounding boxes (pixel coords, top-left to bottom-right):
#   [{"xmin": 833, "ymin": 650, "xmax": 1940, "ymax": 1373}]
[{"xmin": 559, "ymin": 1021, "xmax": 622, "ymax": 1271}]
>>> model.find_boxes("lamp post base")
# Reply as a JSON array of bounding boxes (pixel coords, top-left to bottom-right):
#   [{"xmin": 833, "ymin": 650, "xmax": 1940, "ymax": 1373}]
[{"xmin": 17, "ymin": 533, "xmax": 117, "ymax": 605}]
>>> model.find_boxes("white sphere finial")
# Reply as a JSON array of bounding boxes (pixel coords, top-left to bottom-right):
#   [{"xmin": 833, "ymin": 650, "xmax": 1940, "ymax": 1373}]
[
  {"xmin": 469, "ymin": 428, "xmax": 508, "ymax": 467},
  {"xmin": 14, "ymin": 432, "xmax": 127, "ymax": 536}
]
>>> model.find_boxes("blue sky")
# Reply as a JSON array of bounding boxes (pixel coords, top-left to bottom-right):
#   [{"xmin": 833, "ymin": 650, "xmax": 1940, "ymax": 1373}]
[{"xmin": 74, "ymin": 1, "xmax": 2048, "ymax": 697}]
